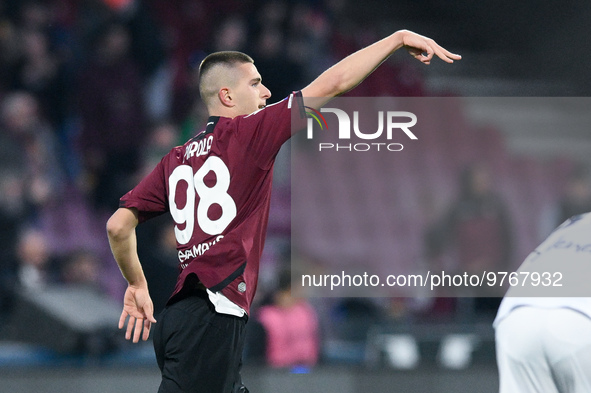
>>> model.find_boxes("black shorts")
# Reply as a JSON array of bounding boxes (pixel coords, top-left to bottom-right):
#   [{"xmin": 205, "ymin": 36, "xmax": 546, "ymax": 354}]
[{"xmin": 153, "ymin": 289, "xmax": 248, "ymax": 393}]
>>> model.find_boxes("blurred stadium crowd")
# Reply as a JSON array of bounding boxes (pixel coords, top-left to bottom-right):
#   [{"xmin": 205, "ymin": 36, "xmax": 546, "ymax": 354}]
[{"xmin": 0, "ymin": 0, "xmax": 590, "ymax": 371}]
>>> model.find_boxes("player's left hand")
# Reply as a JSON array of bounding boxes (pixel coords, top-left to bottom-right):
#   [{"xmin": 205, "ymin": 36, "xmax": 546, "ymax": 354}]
[
  {"xmin": 119, "ymin": 284, "xmax": 157, "ymax": 343},
  {"xmin": 399, "ymin": 30, "xmax": 462, "ymax": 65}
]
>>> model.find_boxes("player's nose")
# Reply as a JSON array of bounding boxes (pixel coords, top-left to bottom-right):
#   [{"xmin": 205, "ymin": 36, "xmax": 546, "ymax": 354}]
[{"xmin": 261, "ymin": 84, "xmax": 271, "ymax": 99}]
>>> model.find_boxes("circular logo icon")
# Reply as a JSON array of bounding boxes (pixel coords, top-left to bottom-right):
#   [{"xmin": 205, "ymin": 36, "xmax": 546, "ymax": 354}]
[{"xmin": 238, "ymin": 282, "xmax": 247, "ymax": 293}]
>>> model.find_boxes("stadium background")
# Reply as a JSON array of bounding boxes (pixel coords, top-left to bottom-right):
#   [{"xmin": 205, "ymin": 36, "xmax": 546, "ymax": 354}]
[{"xmin": 0, "ymin": 0, "xmax": 590, "ymax": 392}]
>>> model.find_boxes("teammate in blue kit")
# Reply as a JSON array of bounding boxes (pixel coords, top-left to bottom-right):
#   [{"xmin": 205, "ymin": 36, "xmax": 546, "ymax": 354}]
[{"xmin": 106, "ymin": 29, "xmax": 460, "ymax": 392}]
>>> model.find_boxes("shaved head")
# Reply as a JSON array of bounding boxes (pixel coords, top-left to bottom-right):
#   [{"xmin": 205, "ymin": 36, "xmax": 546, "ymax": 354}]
[{"xmin": 199, "ymin": 51, "xmax": 254, "ymax": 107}]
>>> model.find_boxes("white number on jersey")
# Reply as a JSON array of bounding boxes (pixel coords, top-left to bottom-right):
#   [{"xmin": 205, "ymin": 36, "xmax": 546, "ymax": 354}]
[{"xmin": 168, "ymin": 156, "xmax": 237, "ymax": 244}]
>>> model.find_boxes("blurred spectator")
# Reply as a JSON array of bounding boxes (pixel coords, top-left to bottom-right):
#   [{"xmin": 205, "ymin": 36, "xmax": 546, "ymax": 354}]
[
  {"xmin": 210, "ymin": 15, "xmax": 248, "ymax": 53},
  {"xmin": 149, "ymin": 0, "xmax": 253, "ymax": 118},
  {"xmin": 539, "ymin": 164, "xmax": 591, "ymax": 239},
  {"xmin": 104, "ymin": 0, "xmax": 166, "ymax": 79},
  {"xmin": 0, "ymin": 9, "xmax": 20, "ymax": 92},
  {"xmin": 426, "ymin": 163, "xmax": 514, "ymax": 318},
  {"xmin": 104, "ymin": 0, "xmax": 170, "ymax": 121},
  {"xmin": 139, "ymin": 119, "xmax": 179, "ymax": 177},
  {"xmin": 148, "ymin": 0, "xmax": 212, "ymax": 123},
  {"xmin": 16, "ymin": 227, "xmax": 57, "ymax": 291},
  {"xmin": 0, "ymin": 91, "xmax": 65, "ymax": 221},
  {"xmin": 15, "ymin": 1, "xmax": 53, "ymax": 31},
  {"xmin": 76, "ymin": 19, "xmax": 146, "ymax": 211},
  {"xmin": 60, "ymin": 249, "xmax": 102, "ymax": 290},
  {"xmin": 285, "ymin": 1, "xmax": 333, "ymax": 83},
  {"xmin": 252, "ymin": 26, "xmax": 303, "ymax": 100},
  {"xmin": 255, "ymin": 269, "xmax": 320, "ymax": 369},
  {"xmin": 177, "ymin": 92, "xmax": 209, "ymax": 144},
  {"xmin": 554, "ymin": 166, "xmax": 591, "ymax": 222},
  {"xmin": 168, "ymin": 49, "xmax": 204, "ymax": 125},
  {"xmin": 8, "ymin": 27, "xmax": 69, "ymax": 129}
]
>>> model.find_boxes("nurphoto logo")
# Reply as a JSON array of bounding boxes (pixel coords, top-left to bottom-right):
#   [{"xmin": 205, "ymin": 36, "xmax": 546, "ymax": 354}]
[{"xmin": 305, "ymin": 103, "xmax": 418, "ymax": 152}]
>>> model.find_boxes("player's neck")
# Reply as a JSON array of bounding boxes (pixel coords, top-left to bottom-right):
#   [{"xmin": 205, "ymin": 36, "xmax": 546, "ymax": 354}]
[{"xmin": 208, "ymin": 106, "xmax": 241, "ymax": 119}]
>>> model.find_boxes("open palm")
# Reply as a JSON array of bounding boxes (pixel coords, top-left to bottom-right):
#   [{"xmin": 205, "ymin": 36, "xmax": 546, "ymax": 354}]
[{"xmin": 119, "ymin": 285, "xmax": 157, "ymax": 343}]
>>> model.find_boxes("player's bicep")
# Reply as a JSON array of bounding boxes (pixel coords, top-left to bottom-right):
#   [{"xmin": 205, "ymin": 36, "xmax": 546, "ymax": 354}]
[
  {"xmin": 107, "ymin": 207, "xmax": 139, "ymax": 240},
  {"xmin": 301, "ymin": 84, "xmax": 336, "ymax": 110}
]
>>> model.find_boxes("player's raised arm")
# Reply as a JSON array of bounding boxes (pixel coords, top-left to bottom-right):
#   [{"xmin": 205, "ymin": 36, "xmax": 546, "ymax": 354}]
[
  {"xmin": 106, "ymin": 207, "xmax": 156, "ymax": 343},
  {"xmin": 301, "ymin": 29, "xmax": 461, "ymax": 108}
]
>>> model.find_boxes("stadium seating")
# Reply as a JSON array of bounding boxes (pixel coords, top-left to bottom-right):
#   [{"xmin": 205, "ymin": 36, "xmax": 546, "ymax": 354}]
[{"xmin": 289, "ymin": 97, "xmax": 574, "ymax": 364}]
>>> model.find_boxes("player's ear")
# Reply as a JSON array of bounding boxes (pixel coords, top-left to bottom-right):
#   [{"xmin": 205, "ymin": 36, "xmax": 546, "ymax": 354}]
[{"xmin": 218, "ymin": 88, "xmax": 234, "ymax": 107}]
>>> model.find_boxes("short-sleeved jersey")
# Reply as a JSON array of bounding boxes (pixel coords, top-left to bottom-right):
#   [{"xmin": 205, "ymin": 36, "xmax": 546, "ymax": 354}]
[
  {"xmin": 494, "ymin": 212, "xmax": 591, "ymax": 327},
  {"xmin": 120, "ymin": 92, "xmax": 305, "ymax": 313}
]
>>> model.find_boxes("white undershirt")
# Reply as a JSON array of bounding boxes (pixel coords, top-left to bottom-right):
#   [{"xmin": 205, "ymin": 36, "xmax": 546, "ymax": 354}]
[{"xmin": 206, "ymin": 289, "xmax": 246, "ymax": 317}]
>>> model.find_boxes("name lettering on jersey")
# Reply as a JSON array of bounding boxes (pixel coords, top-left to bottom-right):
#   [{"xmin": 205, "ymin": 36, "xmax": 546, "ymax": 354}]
[
  {"xmin": 179, "ymin": 235, "xmax": 224, "ymax": 269},
  {"xmin": 184, "ymin": 135, "xmax": 214, "ymax": 161},
  {"xmin": 543, "ymin": 236, "xmax": 591, "ymax": 255}
]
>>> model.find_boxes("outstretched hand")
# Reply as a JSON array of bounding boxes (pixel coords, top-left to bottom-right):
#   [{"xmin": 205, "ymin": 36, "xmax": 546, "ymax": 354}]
[
  {"xmin": 119, "ymin": 285, "xmax": 157, "ymax": 343},
  {"xmin": 399, "ymin": 30, "xmax": 461, "ymax": 64}
]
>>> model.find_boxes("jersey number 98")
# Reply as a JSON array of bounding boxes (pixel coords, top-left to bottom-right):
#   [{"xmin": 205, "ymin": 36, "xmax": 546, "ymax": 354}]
[{"xmin": 168, "ymin": 156, "xmax": 237, "ymax": 244}]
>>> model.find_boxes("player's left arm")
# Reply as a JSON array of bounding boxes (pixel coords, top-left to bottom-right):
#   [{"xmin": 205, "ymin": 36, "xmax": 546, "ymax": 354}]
[
  {"xmin": 301, "ymin": 29, "xmax": 461, "ymax": 108},
  {"xmin": 106, "ymin": 207, "xmax": 156, "ymax": 343}
]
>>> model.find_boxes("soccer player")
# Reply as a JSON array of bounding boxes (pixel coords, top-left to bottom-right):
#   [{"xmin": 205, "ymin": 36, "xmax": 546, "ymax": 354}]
[
  {"xmin": 494, "ymin": 213, "xmax": 591, "ymax": 393},
  {"xmin": 106, "ymin": 29, "xmax": 460, "ymax": 392}
]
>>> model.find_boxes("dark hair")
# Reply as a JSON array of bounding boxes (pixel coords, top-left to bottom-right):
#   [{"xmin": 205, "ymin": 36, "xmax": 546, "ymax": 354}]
[
  {"xmin": 199, "ymin": 51, "xmax": 253, "ymax": 73},
  {"xmin": 198, "ymin": 51, "xmax": 254, "ymax": 102}
]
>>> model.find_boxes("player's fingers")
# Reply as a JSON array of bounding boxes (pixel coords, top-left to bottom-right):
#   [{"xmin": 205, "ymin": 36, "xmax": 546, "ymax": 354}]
[
  {"xmin": 444, "ymin": 51, "xmax": 462, "ymax": 60},
  {"xmin": 410, "ymin": 44, "xmax": 433, "ymax": 64},
  {"xmin": 406, "ymin": 47, "xmax": 429, "ymax": 63},
  {"xmin": 118, "ymin": 310, "xmax": 128, "ymax": 330},
  {"xmin": 142, "ymin": 318, "xmax": 152, "ymax": 341},
  {"xmin": 125, "ymin": 316, "xmax": 135, "ymax": 340},
  {"xmin": 405, "ymin": 46, "xmax": 420, "ymax": 56},
  {"xmin": 433, "ymin": 45, "xmax": 461, "ymax": 63},
  {"xmin": 144, "ymin": 302, "xmax": 157, "ymax": 324},
  {"xmin": 423, "ymin": 45, "xmax": 435, "ymax": 61},
  {"xmin": 437, "ymin": 43, "xmax": 461, "ymax": 59},
  {"xmin": 133, "ymin": 317, "xmax": 143, "ymax": 343}
]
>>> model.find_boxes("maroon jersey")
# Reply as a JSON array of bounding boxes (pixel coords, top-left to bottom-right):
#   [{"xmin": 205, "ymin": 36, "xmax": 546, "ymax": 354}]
[{"xmin": 120, "ymin": 92, "xmax": 305, "ymax": 313}]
